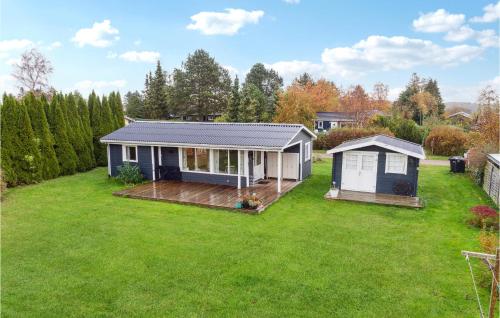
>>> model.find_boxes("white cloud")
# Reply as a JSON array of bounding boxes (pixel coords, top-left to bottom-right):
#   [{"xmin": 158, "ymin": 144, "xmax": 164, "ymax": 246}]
[
  {"xmin": 187, "ymin": 8, "xmax": 264, "ymax": 35},
  {"xmin": 283, "ymin": 0, "xmax": 300, "ymax": 4},
  {"xmin": 444, "ymin": 25, "xmax": 476, "ymax": 42},
  {"xmin": 0, "ymin": 39, "xmax": 33, "ymax": 54},
  {"xmin": 0, "ymin": 74, "xmax": 16, "ymax": 94},
  {"xmin": 71, "ymin": 20, "xmax": 119, "ymax": 47},
  {"xmin": 476, "ymin": 29, "xmax": 500, "ymax": 47},
  {"xmin": 470, "ymin": 1, "xmax": 500, "ymax": 23},
  {"xmin": 320, "ymin": 36, "xmax": 483, "ymax": 77},
  {"xmin": 264, "ymin": 60, "xmax": 323, "ymax": 83},
  {"xmin": 119, "ymin": 51, "xmax": 160, "ymax": 63},
  {"xmin": 413, "ymin": 9, "xmax": 465, "ymax": 33},
  {"xmin": 444, "ymin": 26, "xmax": 499, "ymax": 47},
  {"xmin": 222, "ymin": 65, "xmax": 239, "ymax": 78},
  {"xmin": 441, "ymin": 76, "xmax": 500, "ymax": 102},
  {"xmin": 73, "ymin": 79, "xmax": 126, "ymax": 96}
]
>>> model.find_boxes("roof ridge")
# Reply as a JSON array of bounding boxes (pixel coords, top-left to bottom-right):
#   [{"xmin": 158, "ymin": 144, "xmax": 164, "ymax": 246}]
[
  {"xmin": 376, "ymin": 134, "xmax": 423, "ymax": 147},
  {"xmin": 133, "ymin": 120, "xmax": 304, "ymax": 127}
]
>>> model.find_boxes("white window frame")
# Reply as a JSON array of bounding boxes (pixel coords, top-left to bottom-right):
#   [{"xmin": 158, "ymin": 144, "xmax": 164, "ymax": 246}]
[
  {"xmin": 179, "ymin": 148, "xmax": 243, "ymax": 176},
  {"xmin": 180, "ymin": 148, "xmax": 210, "ymax": 173},
  {"xmin": 385, "ymin": 153, "xmax": 407, "ymax": 175},
  {"xmin": 317, "ymin": 121, "xmax": 323, "ymax": 129},
  {"xmin": 122, "ymin": 145, "xmax": 138, "ymax": 162},
  {"xmin": 305, "ymin": 142, "xmax": 311, "ymax": 161}
]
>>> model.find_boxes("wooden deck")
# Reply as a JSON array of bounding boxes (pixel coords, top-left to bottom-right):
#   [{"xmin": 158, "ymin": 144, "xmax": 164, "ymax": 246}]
[
  {"xmin": 114, "ymin": 179, "xmax": 299, "ymax": 213},
  {"xmin": 324, "ymin": 189, "xmax": 423, "ymax": 208}
]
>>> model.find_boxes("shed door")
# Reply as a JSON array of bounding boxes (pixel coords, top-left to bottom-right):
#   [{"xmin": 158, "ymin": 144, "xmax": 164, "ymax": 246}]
[
  {"xmin": 341, "ymin": 151, "xmax": 378, "ymax": 193},
  {"xmin": 267, "ymin": 152, "xmax": 299, "ymax": 180}
]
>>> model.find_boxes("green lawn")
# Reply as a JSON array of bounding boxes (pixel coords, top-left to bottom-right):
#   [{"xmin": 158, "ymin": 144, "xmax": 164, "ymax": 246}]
[{"xmin": 1, "ymin": 161, "xmax": 494, "ymax": 317}]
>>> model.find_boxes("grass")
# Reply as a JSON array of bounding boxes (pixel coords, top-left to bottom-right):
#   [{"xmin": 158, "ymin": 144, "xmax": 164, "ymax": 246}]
[{"xmin": 1, "ymin": 161, "xmax": 495, "ymax": 317}]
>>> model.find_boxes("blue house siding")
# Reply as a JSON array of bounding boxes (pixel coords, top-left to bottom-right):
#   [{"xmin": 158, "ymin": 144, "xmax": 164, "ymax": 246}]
[
  {"xmin": 331, "ymin": 145, "xmax": 420, "ymax": 196},
  {"xmin": 109, "ymin": 144, "xmax": 123, "ymax": 177},
  {"xmin": 181, "ymin": 172, "xmax": 247, "ymax": 188},
  {"xmin": 138, "ymin": 146, "xmax": 153, "ymax": 180},
  {"xmin": 287, "ymin": 130, "xmax": 313, "ymax": 180}
]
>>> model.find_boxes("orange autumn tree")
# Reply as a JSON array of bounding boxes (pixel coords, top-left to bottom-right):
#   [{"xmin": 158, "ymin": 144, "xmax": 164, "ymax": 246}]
[
  {"xmin": 273, "ymin": 85, "xmax": 316, "ymax": 130},
  {"xmin": 304, "ymin": 79, "xmax": 341, "ymax": 112}
]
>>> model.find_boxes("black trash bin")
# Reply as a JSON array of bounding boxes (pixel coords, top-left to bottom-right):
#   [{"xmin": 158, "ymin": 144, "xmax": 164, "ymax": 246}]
[{"xmin": 449, "ymin": 156, "xmax": 465, "ymax": 173}]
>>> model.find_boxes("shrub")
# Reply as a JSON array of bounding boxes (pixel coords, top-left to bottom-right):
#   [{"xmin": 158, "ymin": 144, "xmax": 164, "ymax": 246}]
[
  {"xmin": 479, "ymin": 228, "xmax": 498, "ymax": 254},
  {"xmin": 318, "ymin": 127, "xmax": 394, "ymax": 150},
  {"xmin": 372, "ymin": 116, "xmax": 425, "ymax": 144},
  {"xmin": 424, "ymin": 125, "xmax": 468, "ymax": 156},
  {"xmin": 116, "ymin": 163, "xmax": 143, "ymax": 185},
  {"xmin": 313, "ymin": 133, "xmax": 328, "ymax": 150},
  {"xmin": 468, "ymin": 205, "xmax": 499, "ymax": 230}
]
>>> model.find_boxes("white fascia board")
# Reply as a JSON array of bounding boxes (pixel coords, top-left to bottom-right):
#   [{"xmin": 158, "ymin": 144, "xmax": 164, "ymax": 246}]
[
  {"xmin": 326, "ymin": 141, "xmax": 425, "ymax": 159},
  {"xmin": 100, "ymin": 139, "xmax": 282, "ymax": 152}
]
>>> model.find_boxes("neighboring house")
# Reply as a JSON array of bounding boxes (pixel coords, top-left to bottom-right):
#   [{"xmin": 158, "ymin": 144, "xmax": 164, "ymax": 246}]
[
  {"xmin": 327, "ymin": 135, "xmax": 425, "ymax": 196},
  {"xmin": 447, "ymin": 111, "xmax": 472, "ymax": 126},
  {"xmin": 177, "ymin": 113, "xmax": 222, "ymax": 122},
  {"xmin": 100, "ymin": 121, "xmax": 316, "ymax": 193},
  {"xmin": 124, "ymin": 115, "xmax": 135, "ymax": 126},
  {"xmin": 483, "ymin": 154, "xmax": 500, "ymax": 205},
  {"xmin": 314, "ymin": 112, "xmax": 355, "ymax": 132}
]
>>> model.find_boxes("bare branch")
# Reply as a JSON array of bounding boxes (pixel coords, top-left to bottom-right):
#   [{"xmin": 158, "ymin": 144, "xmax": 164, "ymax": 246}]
[{"xmin": 11, "ymin": 48, "xmax": 53, "ymax": 95}]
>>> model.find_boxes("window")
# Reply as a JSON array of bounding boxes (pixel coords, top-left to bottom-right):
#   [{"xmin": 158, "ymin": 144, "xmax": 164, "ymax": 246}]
[
  {"xmin": 305, "ymin": 142, "xmax": 311, "ymax": 161},
  {"xmin": 361, "ymin": 155, "xmax": 375, "ymax": 171},
  {"xmin": 213, "ymin": 149, "xmax": 243, "ymax": 175},
  {"xmin": 318, "ymin": 121, "xmax": 323, "ymax": 129},
  {"xmin": 345, "ymin": 154, "xmax": 358, "ymax": 170},
  {"xmin": 385, "ymin": 153, "xmax": 407, "ymax": 174},
  {"xmin": 255, "ymin": 151, "xmax": 262, "ymax": 165},
  {"xmin": 182, "ymin": 148, "xmax": 210, "ymax": 172},
  {"xmin": 123, "ymin": 145, "xmax": 138, "ymax": 162}
]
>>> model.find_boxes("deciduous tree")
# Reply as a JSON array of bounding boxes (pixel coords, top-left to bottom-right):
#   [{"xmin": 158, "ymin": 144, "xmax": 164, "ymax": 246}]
[
  {"xmin": 227, "ymin": 76, "xmax": 241, "ymax": 122},
  {"xmin": 245, "ymin": 63, "xmax": 283, "ymax": 118},
  {"xmin": 273, "ymin": 86, "xmax": 316, "ymax": 130},
  {"xmin": 12, "ymin": 48, "xmax": 53, "ymax": 94}
]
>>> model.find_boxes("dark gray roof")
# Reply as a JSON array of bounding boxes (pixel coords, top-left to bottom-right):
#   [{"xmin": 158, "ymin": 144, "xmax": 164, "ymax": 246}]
[
  {"xmin": 316, "ymin": 112, "xmax": 355, "ymax": 122},
  {"xmin": 327, "ymin": 134, "xmax": 425, "ymax": 159},
  {"xmin": 100, "ymin": 121, "xmax": 315, "ymax": 150}
]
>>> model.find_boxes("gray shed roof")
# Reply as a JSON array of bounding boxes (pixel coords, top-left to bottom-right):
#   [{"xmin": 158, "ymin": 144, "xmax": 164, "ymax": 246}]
[
  {"xmin": 316, "ymin": 112, "xmax": 355, "ymax": 122},
  {"xmin": 100, "ymin": 121, "xmax": 316, "ymax": 150},
  {"xmin": 326, "ymin": 135, "xmax": 425, "ymax": 159}
]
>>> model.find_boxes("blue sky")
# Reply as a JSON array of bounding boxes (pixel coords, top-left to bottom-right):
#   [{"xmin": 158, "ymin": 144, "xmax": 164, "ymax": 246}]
[{"xmin": 1, "ymin": 0, "xmax": 498, "ymax": 102}]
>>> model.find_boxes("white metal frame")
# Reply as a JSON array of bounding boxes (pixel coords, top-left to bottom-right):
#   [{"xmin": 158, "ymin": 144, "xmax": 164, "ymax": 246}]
[
  {"xmin": 385, "ymin": 153, "xmax": 408, "ymax": 175},
  {"xmin": 107, "ymin": 144, "xmax": 111, "ymax": 176},
  {"xmin": 122, "ymin": 145, "xmax": 138, "ymax": 162},
  {"xmin": 326, "ymin": 138, "xmax": 425, "ymax": 159},
  {"xmin": 304, "ymin": 142, "xmax": 311, "ymax": 161}
]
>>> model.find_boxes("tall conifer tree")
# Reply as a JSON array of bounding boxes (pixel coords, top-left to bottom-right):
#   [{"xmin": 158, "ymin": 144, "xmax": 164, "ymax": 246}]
[
  {"xmin": 50, "ymin": 95, "xmax": 78, "ymax": 175},
  {"xmin": 78, "ymin": 94, "xmax": 96, "ymax": 167},
  {"xmin": 1, "ymin": 94, "xmax": 41, "ymax": 184},
  {"xmin": 24, "ymin": 92, "xmax": 60, "ymax": 179}
]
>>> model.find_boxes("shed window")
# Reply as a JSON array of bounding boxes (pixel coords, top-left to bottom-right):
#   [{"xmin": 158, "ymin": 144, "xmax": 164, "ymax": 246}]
[
  {"xmin": 345, "ymin": 153, "xmax": 358, "ymax": 170},
  {"xmin": 123, "ymin": 145, "xmax": 138, "ymax": 162},
  {"xmin": 385, "ymin": 153, "xmax": 407, "ymax": 174},
  {"xmin": 182, "ymin": 148, "xmax": 210, "ymax": 172},
  {"xmin": 305, "ymin": 142, "xmax": 311, "ymax": 161}
]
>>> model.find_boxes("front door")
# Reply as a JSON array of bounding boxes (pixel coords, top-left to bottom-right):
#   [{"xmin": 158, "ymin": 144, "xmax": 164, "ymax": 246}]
[
  {"xmin": 253, "ymin": 151, "xmax": 264, "ymax": 181},
  {"xmin": 341, "ymin": 151, "xmax": 378, "ymax": 193}
]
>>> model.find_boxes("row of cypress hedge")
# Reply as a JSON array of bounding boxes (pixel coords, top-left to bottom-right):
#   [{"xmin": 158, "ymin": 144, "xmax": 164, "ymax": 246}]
[{"xmin": 1, "ymin": 91, "xmax": 124, "ymax": 187}]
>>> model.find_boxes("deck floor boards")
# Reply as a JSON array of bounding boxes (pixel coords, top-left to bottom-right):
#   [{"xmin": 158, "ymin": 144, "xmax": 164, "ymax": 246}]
[
  {"xmin": 324, "ymin": 189, "xmax": 422, "ymax": 208},
  {"xmin": 114, "ymin": 179, "xmax": 299, "ymax": 213}
]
